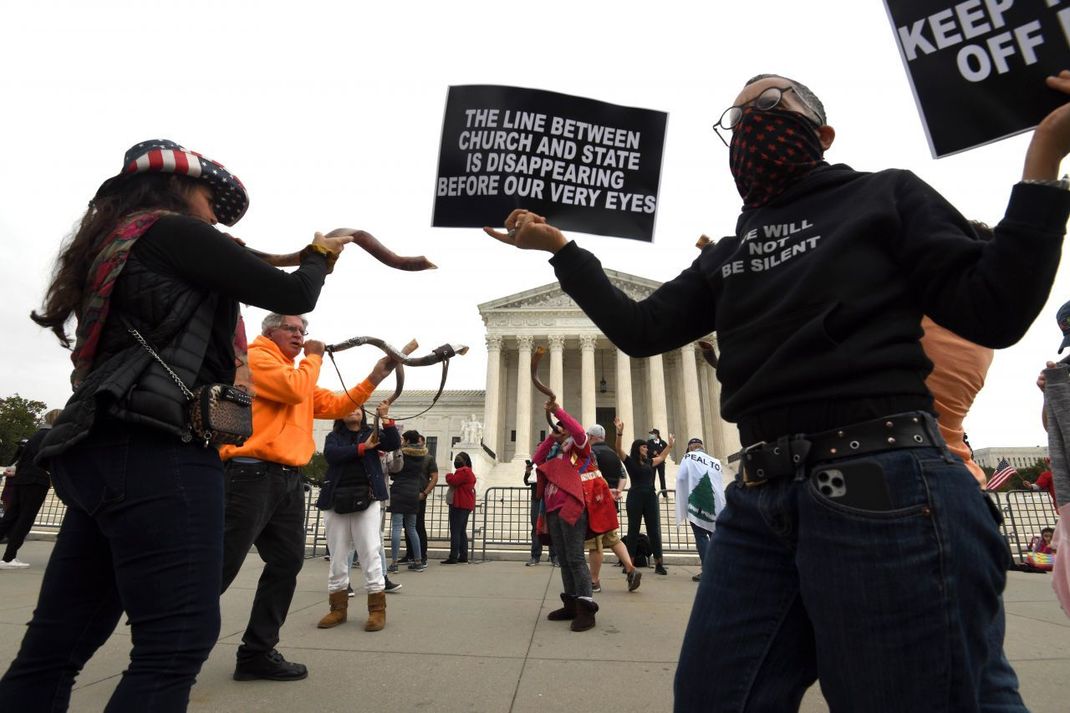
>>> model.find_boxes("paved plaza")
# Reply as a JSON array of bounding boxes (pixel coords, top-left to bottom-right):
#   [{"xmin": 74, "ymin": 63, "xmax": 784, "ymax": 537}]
[{"xmin": 0, "ymin": 540, "xmax": 1067, "ymax": 712}]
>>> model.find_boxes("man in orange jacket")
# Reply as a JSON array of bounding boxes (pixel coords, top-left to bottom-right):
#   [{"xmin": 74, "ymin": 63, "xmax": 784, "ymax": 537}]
[{"xmin": 219, "ymin": 313, "xmax": 398, "ymax": 682}]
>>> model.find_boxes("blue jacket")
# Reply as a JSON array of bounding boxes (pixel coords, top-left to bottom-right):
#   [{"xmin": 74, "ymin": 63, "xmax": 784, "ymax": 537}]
[{"xmin": 317, "ymin": 423, "xmax": 400, "ymax": 510}]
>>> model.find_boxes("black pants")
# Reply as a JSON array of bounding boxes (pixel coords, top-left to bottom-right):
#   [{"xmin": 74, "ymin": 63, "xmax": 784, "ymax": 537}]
[
  {"xmin": 626, "ymin": 488, "xmax": 663, "ymax": 559},
  {"xmin": 0, "ymin": 483, "xmax": 49, "ymax": 561},
  {"xmin": 448, "ymin": 505, "xmax": 471, "ymax": 560},
  {"xmin": 221, "ymin": 462, "xmax": 305, "ymax": 661},
  {"xmin": 404, "ymin": 497, "xmax": 429, "ymax": 562}
]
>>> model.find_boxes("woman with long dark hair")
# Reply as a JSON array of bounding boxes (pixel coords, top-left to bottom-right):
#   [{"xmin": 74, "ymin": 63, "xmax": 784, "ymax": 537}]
[
  {"xmin": 0, "ymin": 139, "xmax": 353, "ymax": 712},
  {"xmin": 614, "ymin": 417, "xmax": 674, "ymax": 575},
  {"xmin": 442, "ymin": 451, "xmax": 476, "ymax": 564}
]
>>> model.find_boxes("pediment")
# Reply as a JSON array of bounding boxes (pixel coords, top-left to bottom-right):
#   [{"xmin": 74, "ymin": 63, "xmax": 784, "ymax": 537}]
[{"xmin": 478, "ymin": 269, "xmax": 661, "ymax": 314}]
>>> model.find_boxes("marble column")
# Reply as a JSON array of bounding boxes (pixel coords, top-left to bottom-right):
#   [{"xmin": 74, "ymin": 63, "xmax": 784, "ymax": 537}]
[
  {"xmin": 549, "ymin": 334, "xmax": 565, "ymax": 405},
  {"xmin": 482, "ymin": 335, "xmax": 502, "ymax": 461},
  {"xmin": 680, "ymin": 343, "xmax": 703, "ymax": 445},
  {"xmin": 514, "ymin": 335, "xmax": 534, "ymax": 461},
  {"xmin": 580, "ymin": 334, "xmax": 596, "ymax": 429},
  {"xmin": 616, "ymin": 348, "xmax": 634, "ymax": 445},
  {"xmin": 647, "ymin": 352, "xmax": 671, "ymax": 463}
]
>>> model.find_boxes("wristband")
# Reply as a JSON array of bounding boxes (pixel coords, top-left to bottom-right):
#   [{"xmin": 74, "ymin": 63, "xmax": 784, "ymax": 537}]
[{"xmin": 1023, "ymin": 176, "xmax": 1070, "ymax": 190}]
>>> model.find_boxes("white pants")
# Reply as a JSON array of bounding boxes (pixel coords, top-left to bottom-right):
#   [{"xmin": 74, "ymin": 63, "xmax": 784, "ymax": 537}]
[{"xmin": 324, "ymin": 502, "xmax": 384, "ymax": 594}]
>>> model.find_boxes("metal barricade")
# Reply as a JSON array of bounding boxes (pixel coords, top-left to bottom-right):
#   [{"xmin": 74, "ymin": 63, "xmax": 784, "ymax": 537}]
[{"xmin": 992, "ymin": 489, "xmax": 1060, "ymax": 563}]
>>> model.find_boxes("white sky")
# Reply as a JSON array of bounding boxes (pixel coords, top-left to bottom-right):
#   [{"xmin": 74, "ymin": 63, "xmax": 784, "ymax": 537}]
[{"xmin": 1, "ymin": 1, "xmax": 1066, "ymax": 450}]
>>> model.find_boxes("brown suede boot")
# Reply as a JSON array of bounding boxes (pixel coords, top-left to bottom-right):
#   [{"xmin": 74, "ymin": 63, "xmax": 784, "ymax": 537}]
[
  {"xmin": 365, "ymin": 591, "xmax": 386, "ymax": 631},
  {"xmin": 547, "ymin": 592, "xmax": 578, "ymax": 621},
  {"xmin": 570, "ymin": 597, "xmax": 599, "ymax": 632},
  {"xmin": 317, "ymin": 590, "xmax": 349, "ymax": 629}
]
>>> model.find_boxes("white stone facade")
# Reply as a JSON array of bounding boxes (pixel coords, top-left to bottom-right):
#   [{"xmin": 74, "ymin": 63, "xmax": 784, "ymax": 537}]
[{"xmin": 313, "ymin": 269, "xmax": 740, "ymax": 493}]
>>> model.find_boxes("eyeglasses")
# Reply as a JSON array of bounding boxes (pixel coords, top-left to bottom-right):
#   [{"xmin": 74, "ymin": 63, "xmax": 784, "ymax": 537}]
[
  {"xmin": 713, "ymin": 86, "xmax": 821, "ymax": 146},
  {"xmin": 274, "ymin": 324, "xmax": 308, "ymax": 337}
]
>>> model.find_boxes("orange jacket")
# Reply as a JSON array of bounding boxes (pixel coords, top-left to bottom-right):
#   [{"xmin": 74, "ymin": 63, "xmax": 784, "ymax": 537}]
[{"xmin": 219, "ymin": 335, "xmax": 375, "ymax": 466}]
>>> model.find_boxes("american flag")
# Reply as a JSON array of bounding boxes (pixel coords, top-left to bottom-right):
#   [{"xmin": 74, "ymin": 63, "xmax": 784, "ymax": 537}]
[{"xmin": 985, "ymin": 458, "xmax": 1018, "ymax": 491}]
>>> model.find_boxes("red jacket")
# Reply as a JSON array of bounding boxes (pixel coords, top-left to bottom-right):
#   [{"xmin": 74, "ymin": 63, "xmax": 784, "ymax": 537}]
[{"xmin": 446, "ymin": 466, "xmax": 476, "ymax": 510}]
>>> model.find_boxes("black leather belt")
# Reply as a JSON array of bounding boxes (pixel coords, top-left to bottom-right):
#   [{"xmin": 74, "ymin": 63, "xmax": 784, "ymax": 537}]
[
  {"xmin": 226, "ymin": 460, "xmax": 300, "ymax": 476},
  {"xmin": 729, "ymin": 412, "xmax": 942, "ymax": 486}
]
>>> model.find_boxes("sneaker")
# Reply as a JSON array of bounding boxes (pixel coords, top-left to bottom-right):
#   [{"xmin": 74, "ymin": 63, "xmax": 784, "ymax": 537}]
[
  {"xmin": 591, "ymin": 581, "xmax": 602, "ymax": 593},
  {"xmin": 550, "ymin": 558, "xmax": 558, "ymax": 568},
  {"xmin": 692, "ymin": 573, "xmax": 702, "ymax": 582},
  {"xmin": 384, "ymin": 577, "xmax": 403, "ymax": 593},
  {"xmin": 655, "ymin": 564, "xmax": 668, "ymax": 576},
  {"xmin": 233, "ymin": 649, "xmax": 308, "ymax": 681},
  {"xmin": 410, "ymin": 562, "xmax": 428, "ymax": 572},
  {"xmin": 627, "ymin": 569, "xmax": 642, "ymax": 592},
  {"xmin": 0, "ymin": 559, "xmax": 29, "ymax": 569},
  {"xmin": 347, "ymin": 584, "xmax": 355, "ymax": 597},
  {"xmin": 440, "ymin": 558, "xmax": 459, "ymax": 564},
  {"xmin": 323, "ymin": 555, "xmax": 331, "ymax": 561},
  {"xmin": 525, "ymin": 558, "xmax": 540, "ymax": 566},
  {"xmin": 387, "ymin": 563, "xmax": 399, "ymax": 573}
]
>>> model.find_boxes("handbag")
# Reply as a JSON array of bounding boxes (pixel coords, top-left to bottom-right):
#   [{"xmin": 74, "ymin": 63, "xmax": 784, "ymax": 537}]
[
  {"xmin": 127, "ymin": 325, "xmax": 253, "ymax": 447},
  {"xmin": 333, "ymin": 485, "xmax": 372, "ymax": 514}
]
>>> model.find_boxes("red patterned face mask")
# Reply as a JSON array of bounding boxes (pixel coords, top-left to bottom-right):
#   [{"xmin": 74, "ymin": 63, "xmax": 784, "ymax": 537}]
[{"xmin": 729, "ymin": 107, "xmax": 824, "ymax": 208}]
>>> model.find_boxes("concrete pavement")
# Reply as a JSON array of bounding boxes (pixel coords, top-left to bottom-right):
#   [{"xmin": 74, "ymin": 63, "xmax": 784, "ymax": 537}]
[{"xmin": 0, "ymin": 540, "xmax": 1067, "ymax": 712}]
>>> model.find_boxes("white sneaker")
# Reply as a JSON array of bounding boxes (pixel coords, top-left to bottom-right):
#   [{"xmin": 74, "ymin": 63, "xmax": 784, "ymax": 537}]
[{"xmin": 0, "ymin": 559, "xmax": 29, "ymax": 569}]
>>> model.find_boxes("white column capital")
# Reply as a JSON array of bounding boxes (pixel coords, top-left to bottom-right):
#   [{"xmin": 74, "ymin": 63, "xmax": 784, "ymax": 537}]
[
  {"xmin": 485, "ymin": 334, "xmax": 503, "ymax": 351},
  {"xmin": 516, "ymin": 334, "xmax": 534, "ymax": 350},
  {"xmin": 679, "ymin": 341, "xmax": 696, "ymax": 354},
  {"xmin": 548, "ymin": 334, "xmax": 566, "ymax": 350},
  {"xmin": 579, "ymin": 334, "xmax": 597, "ymax": 351}
]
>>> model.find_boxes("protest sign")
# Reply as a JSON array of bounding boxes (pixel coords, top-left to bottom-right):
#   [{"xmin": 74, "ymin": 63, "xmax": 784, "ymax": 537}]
[
  {"xmin": 884, "ymin": 0, "xmax": 1070, "ymax": 157},
  {"xmin": 433, "ymin": 85, "xmax": 667, "ymax": 242}
]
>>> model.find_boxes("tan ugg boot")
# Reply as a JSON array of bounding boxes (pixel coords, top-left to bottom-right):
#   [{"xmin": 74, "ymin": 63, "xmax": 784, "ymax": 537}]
[
  {"xmin": 365, "ymin": 591, "xmax": 386, "ymax": 631},
  {"xmin": 317, "ymin": 590, "xmax": 349, "ymax": 629}
]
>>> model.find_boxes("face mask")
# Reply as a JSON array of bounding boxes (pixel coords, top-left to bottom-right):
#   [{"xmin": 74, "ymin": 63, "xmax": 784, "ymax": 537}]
[
  {"xmin": 454, "ymin": 461, "xmax": 463, "ymax": 469},
  {"xmin": 729, "ymin": 107, "xmax": 824, "ymax": 208}
]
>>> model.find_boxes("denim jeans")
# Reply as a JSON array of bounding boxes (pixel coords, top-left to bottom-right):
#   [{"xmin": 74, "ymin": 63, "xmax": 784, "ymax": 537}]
[
  {"xmin": 0, "ymin": 419, "xmax": 224, "ymax": 713},
  {"xmin": 220, "ymin": 462, "xmax": 305, "ymax": 662},
  {"xmin": 529, "ymin": 497, "xmax": 556, "ymax": 561},
  {"xmin": 448, "ymin": 505, "xmax": 470, "ymax": 560},
  {"xmin": 673, "ymin": 446, "xmax": 1021, "ymax": 713},
  {"xmin": 545, "ymin": 509, "xmax": 591, "ymax": 598},
  {"xmin": 404, "ymin": 497, "xmax": 429, "ymax": 561},
  {"xmin": 690, "ymin": 522, "xmax": 712, "ymax": 566},
  {"xmin": 390, "ymin": 512, "xmax": 421, "ymax": 563}
]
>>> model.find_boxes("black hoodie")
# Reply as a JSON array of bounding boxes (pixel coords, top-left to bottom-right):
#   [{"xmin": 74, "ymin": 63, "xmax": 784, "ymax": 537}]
[{"xmin": 551, "ymin": 164, "xmax": 1070, "ymax": 444}]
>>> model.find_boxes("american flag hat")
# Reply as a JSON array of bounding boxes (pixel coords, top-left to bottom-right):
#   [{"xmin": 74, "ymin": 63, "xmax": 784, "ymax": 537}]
[{"xmin": 94, "ymin": 139, "xmax": 249, "ymax": 226}]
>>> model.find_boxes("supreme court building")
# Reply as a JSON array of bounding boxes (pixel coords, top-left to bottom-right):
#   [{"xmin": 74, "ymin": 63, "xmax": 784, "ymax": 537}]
[{"xmin": 316, "ymin": 269, "xmax": 739, "ymax": 490}]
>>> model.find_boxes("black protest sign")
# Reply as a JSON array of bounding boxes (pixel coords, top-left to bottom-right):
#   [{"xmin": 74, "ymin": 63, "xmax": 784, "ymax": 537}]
[
  {"xmin": 433, "ymin": 85, "xmax": 667, "ymax": 242},
  {"xmin": 884, "ymin": 0, "xmax": 1070, "ymax": 157}
]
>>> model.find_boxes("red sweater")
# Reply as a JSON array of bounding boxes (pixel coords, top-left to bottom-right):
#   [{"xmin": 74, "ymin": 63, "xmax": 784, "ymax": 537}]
[{"xmin": 446, "ymin": 466, "xmax": 476, "ymax": 510}]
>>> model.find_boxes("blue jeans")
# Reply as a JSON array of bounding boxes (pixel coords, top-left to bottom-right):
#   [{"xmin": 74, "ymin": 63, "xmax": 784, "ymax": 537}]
[
  {"xmin": 546, "ymin": 509, "xmax": 591, "ymax": 598},
  {"xmin": 690, "ymin": 522, "xmax": 712, "ymax": 566},
  {"xmin": 0, "ymin": 419, "xmax": 224, "ymax": 713},
  {"xmin": 390, "ymin": 512, "xmax": 420, "ymax": 563},
  {"xmin": 673, "ymin": 446, "xmax": 1021, "ymax": 712},
  {"xmin": 448, "ymin": 505, "xmax": 470, "ymax": 560}
]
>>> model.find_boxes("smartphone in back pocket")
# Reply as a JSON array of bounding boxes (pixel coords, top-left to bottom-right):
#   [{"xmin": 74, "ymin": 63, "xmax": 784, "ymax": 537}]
[{"xmin": 811, "ymin": 460, "xmax": 893, "ymax": 510}]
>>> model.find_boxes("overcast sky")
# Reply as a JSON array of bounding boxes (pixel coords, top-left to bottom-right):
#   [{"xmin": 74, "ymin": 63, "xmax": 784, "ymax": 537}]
[{"xmin": 2, "ymin": 1, "xmax": 1067, "ymax": 450}]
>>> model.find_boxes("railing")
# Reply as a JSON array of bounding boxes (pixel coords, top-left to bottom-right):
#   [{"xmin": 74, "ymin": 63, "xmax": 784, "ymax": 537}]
[
  {"xmin": 30, "ymin": 488, "xmax": 1060, "ymax": 565},
  {"xmin": 996, "ymin": 490, "xmax": 1060, "ymax": 563}
]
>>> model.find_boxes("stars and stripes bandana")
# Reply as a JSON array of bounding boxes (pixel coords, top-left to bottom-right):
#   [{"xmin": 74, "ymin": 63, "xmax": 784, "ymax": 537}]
[
  {"xmin": 96, "ymin": 139, "xmax": 249, "ymax": 226},
  {"xmin": 729, "ymin": 107, "xmax": 824, "ymax": 209}
]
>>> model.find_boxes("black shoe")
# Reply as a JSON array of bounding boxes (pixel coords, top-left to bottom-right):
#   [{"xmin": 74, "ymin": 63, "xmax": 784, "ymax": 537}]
[
  {"xmin": 440, "ymin": 558, "xmax": 459, "ymax": 564},
  {"xmin": 398, "ymin": 555, "xmax": 414, "ymax": 564},
  {"xmin": 655, "ymin": 564, "xmax": 668, "ymax": 576},
  {"xmin": 457, "ymin": 557, "xmax": 469, "ymax": 563},
  {"xmin": 384, "ymin": 577, "xmax": 403, "ymax": 593},
  {"xmin": 233, "ymin": 649, "xmax": 308, "ymax": 681}
]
